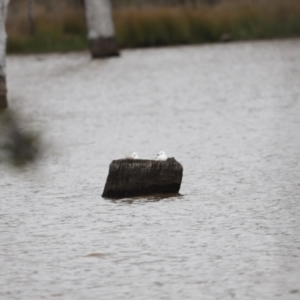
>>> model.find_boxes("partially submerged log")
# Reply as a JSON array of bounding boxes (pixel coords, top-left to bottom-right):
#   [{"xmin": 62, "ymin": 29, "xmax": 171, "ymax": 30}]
[{"xmin": 102, "ymin": 158, "xmax": 183, "ymax": 199}]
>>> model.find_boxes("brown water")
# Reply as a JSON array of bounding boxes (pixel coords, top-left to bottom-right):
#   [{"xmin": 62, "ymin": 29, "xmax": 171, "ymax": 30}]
[{"xmin": 1, "ymin": 39, "xmax": 300, "ymax": 299}]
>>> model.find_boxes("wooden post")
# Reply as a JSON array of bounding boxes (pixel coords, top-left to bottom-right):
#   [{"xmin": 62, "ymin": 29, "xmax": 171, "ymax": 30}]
[
  {"xmin": 102, "ymin": 158, "xmax": 183, "ymax": 199},
  {"xmin": 0, "ymin": 0, "xmax": 9, "ymax": 109},
  {"xmin": 84, "ymin": 0, "xmax": 119, "ymax": 58}
]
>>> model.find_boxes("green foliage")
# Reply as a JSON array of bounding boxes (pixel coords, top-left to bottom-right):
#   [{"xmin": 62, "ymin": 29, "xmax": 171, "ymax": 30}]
[{"xmin": 7, "ymin": 34, "xmax": 88, "ymax": 54}]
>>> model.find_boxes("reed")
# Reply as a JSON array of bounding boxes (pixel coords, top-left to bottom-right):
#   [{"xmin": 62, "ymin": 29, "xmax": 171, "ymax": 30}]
[
  {"xmin": 114, "ymin": 0, "xmax": 300, "ymax": 48},
  {"xmin": 6, "ymin": 0, "xmax": 300, "ymax": 53},
  {"xmin": 7, "ymin": 5, "xmax": 88, "ymax": 53}
]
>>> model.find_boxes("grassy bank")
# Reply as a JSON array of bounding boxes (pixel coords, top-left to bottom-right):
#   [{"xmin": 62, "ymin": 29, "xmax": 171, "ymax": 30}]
[
  {"xmin": 114, "ymin": 1, "xmax": 300, "ymax": 48},
  {"xmin": 6, "ymin": 0, "xmax": 300, "ymax": 54},
  {"xmin": 7, "ymin": 5, "xmax": 88, "ymax": 53}
]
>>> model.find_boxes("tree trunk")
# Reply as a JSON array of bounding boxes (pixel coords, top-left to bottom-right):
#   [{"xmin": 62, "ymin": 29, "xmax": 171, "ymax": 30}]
[
  {"xmin": 0, "ymin": 0, "xmax": 9, "ymax": 109},
  {"xmin": 84, "ymin": 0, "xmax": 119, "ymax": 58},
  {"xmin": 102, "ymin": 158, "xmax": 183, "ymax": 199},
  {"xmin": 27, "ymin": 0, "xmax": 35, "ymax": 36}
]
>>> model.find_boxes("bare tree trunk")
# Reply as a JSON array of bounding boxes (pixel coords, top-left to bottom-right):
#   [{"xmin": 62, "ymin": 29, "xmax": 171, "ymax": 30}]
[
  {"xmin": 84, "ymin": 0, "xmax": 119, "ymax": 58},
  {"xmin": 27, "ymin": 0, "xmax": 35, "ymax": 36},
  {"xmin": 0, "ymin": 0, "xmax": 9, "ymax": 109}
]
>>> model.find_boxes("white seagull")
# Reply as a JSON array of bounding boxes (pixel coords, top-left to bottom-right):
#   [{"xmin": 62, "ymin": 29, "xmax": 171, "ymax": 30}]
[
  {"xmin": 156, "ymin": 151, "xmax": 167, "ymax": 161},
  {"xmin": 131, "ymin": 152, "xmax": 139, "ymax": 159}
]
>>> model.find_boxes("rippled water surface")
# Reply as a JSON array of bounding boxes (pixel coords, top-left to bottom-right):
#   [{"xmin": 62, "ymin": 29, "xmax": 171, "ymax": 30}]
[{"xmin": 1, "ymin": 39, "xmax": 300, "ymax": 299}]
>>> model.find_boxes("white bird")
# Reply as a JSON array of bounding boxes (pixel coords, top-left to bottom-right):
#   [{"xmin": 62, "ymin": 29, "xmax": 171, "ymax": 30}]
[
  {"xmin": 131, "ymin": 152, "xmax": 139, "ymax": 159},
  {"xmin": 156, "ymin": 151, "xmax": 167, "ymax": 161}
]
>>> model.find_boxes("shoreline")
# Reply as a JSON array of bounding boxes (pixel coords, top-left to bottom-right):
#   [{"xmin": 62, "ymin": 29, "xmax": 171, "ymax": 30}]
[
  {"xmin": 6, "ymin": 37, "xmax": 300, "ymax": 57},
  {"xmin": 7, "ymin": 1, "xmax": 300, "ymax": 54}
]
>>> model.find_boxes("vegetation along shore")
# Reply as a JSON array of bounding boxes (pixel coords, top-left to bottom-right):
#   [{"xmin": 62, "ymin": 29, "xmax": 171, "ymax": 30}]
[{"xmin": 7, "ymin": 0, "xmax": 300, "ymax": 54}]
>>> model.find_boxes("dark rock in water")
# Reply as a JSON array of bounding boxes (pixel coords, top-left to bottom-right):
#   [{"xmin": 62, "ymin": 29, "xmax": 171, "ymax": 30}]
[{"xmin": 102, "ymin": 158, "xmax": 183, "ymax": 199}]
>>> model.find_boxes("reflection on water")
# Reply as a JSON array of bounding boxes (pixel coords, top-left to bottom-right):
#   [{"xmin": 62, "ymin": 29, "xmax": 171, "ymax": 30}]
[
  {"xmin": 109, "ymin": 194, "xmax": 184, "ymax": 204},
  {"xmin": 1, "ymin": 39, "xmax": 300, "ymax": 299}
]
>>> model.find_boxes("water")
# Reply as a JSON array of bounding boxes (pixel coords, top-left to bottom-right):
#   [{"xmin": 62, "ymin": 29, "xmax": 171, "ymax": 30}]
[{"xmin": 1, "ymin": 39, "xmax": 300, "ymax": 299}]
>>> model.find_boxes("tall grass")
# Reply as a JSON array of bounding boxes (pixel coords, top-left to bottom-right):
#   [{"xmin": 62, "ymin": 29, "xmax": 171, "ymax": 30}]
[
  {"xmin": 7, "ymin": 4, "xmax": 88, "ymax": 53},
  {"xmin": 6, "ymin": 0, "xmax": 300, "ymax": 54},
  {"xmin": 114, "ymin": 0, "xmax": 300, "ymax": 48}
]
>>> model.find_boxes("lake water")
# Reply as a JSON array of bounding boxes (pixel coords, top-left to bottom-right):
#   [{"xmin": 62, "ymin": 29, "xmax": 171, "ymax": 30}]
[{"xmin": 1, "ymin": 39, "xmax": 300, "ymax": 299}]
